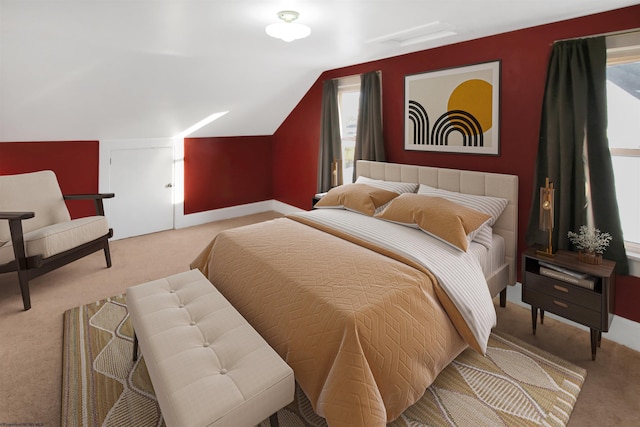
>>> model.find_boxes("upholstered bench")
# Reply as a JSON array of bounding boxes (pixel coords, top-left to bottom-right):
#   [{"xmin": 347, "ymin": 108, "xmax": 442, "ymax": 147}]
[{"xmin": 127, "ymin": 269, "xmax": 295, "ymax": 427}]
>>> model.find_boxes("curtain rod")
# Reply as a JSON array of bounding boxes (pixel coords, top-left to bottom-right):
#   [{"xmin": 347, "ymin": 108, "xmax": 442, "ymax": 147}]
[
  {"xmin": 553, "ymin": 27, "xmax": 640, "ymax": 44},
  {"xmin": 331, "ymin": 73, "xmax": 359, "ymax": 82},
  {"xmin": 330, "ymin": 70, "xmax": 382, "ymax": 81}
]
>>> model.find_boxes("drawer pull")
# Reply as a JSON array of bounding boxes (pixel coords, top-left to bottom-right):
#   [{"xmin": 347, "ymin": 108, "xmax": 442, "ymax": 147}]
[
  {"xmin": 553, "ymin": 300, "xmax": 569, "ymax": 308},
  {"xmin": 553, "ymin": 284, "xmax": 569, "ymax": 293}
]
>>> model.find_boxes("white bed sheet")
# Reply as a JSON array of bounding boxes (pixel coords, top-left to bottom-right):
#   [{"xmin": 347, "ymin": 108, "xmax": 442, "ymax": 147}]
[{"xmin": 468, "ymin": 233, "xmax": 505, "ymax": 279}]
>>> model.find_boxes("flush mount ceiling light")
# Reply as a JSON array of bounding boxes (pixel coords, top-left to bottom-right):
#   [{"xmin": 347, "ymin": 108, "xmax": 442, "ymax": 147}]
[{"xmin": 266, "ymin": 10, "xmax": 311, "ymax": 42}]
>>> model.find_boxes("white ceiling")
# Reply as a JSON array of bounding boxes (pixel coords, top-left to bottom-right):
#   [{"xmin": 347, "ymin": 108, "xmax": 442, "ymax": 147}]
[{"xmin": 0, "ymin": 0, "xmax": 637, "ymax": 142}]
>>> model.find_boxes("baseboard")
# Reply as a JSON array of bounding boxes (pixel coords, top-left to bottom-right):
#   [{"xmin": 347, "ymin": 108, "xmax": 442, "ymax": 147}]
[
  {"xmin": 175, "ymin": 200, "xmax": 275, "ymax": 229},
  {"xmin": 175, "ymin": 199, "xmax": 303, "ymax": 229},
  {"xmin": 270, "ymin": 200, "xmax": 306, "ymax": 215},
  {"xmin": 506, "ymin": 282, "xmax": 640, "ymax": 353}
]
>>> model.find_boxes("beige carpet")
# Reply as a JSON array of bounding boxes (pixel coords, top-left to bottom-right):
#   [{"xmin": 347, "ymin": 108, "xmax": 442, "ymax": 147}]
[
  {"xmin": 61, "ymin": 295, "xmax": 586, "ymax": 427},
  {"xmin": 1, "ymin": 211, "xmax": 640, "ymax": 426}
]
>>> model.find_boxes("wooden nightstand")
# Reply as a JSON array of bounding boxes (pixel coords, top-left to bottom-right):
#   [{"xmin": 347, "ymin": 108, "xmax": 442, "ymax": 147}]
[
  {"xmin": 522, "ymin": 247, "xmax": 616, "ymax": 360},
  {"xmin": 312, "ymin": 192, "xmax": 327, "ymax": 208}
]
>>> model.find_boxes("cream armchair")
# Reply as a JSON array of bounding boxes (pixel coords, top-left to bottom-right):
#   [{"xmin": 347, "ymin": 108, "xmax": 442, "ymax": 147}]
[{"xmin": 0, "ymin": 170, "xmax": 114, "ymax": 310}]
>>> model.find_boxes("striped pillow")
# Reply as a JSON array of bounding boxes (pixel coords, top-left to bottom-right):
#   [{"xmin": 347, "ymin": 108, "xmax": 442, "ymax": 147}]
[
  {"xmin": 355, "ymin": 176, "xmax": 418, "ymax": 194},
  {"xmin": 417, "ymin": 184, "xmax": 508, "ymax": 226},
  {"xmin": 470, "ymin": 223, "xmax": 494, "ymax": 250}
]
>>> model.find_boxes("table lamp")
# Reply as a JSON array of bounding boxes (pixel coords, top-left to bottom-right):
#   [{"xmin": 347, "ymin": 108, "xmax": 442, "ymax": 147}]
[{"xmin": 537, "ymin": 177, "xmax": 555, "ymax": 257}]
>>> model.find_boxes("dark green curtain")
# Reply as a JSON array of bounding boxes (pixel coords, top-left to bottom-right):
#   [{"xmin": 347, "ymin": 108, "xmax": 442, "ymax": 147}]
[
  {"xmin": 317, "ymin": 79, "xmax": 341, "ymax": 193},
  {"xmin": 353, "ymin": 71, "xmax": 385, "ymax": 182},
  {"xmin": 527, "ymin": 37, "xmax": 628, "ymax": 274}
]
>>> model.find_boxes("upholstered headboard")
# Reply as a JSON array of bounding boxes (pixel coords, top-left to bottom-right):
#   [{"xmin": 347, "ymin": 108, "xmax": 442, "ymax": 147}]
[{"xmin": 356, "ymin": 160, "xmax": 519, "ymax": 286}]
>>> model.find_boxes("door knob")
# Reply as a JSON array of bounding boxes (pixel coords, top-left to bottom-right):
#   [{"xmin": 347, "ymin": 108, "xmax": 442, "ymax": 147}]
[{"xmin": 166, "ymin": 183, "xmax": 173, "ymax": 188}]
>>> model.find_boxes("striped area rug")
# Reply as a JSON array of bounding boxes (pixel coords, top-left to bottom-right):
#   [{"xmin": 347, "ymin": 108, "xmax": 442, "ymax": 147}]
[{"xmin": 62, "ymin": 296, "xmax": 586, "ymax": 427}]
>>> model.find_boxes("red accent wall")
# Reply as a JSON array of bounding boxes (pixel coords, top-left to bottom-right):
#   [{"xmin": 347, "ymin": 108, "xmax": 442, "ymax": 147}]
[
  {"xmin": 272, "ymin": 5, "xmax": 640, "ymax": 323},
  {"xmin": 0, "ymin": 141, "xmax": 99, "ymax": 218},
  {"xmin": 184, "ymin": 136, "xmax": 274, "ymax": 214},
  {"xmin": 272, "ymin": 80, "xmax": 324, "ymax": 209}
]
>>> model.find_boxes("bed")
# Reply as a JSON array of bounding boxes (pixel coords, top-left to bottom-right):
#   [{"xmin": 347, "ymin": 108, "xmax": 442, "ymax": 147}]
[{"xmin": 190, "ymin": 160, "xmax": 518, "ymax": 427}]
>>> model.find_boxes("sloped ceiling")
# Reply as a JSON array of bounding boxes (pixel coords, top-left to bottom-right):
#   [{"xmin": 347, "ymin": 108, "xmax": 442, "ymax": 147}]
[{"xmin": 0, "ymin": 0, "xmax": 637, "ymax": 142}]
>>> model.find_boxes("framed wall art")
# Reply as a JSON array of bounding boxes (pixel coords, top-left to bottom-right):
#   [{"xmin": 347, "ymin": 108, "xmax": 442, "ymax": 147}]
[{"xmin": 404, "ymin": 60, "xmax": 501, "ymax": 155}]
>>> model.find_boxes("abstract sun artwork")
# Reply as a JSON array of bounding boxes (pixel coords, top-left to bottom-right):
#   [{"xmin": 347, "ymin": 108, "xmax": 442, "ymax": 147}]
[{"xmin": 404, "ymin": 60, "xmax": 501, "ymax": 155}]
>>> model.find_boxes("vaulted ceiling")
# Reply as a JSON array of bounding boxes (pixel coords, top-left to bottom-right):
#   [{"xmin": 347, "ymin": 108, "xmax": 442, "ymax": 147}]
[{"xmin": 1, "ymin": 0, "xmax": 637, "ymax": 142}]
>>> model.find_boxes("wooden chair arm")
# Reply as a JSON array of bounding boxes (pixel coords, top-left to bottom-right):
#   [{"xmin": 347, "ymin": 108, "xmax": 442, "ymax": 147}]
[
  {"xmin": 0, "ymin": 213, "xmax": 32, "ymax": 270},
  {"xmin": 64, "ymin": 193, "xmax": 114, "ymax": 217},
  {"xmin": 63, "ymin": 193, "xmax": 115, "ymax": 200},
  {"xmin": 0, "ymin": 212, "xmax": 35, "ymax": 221}
]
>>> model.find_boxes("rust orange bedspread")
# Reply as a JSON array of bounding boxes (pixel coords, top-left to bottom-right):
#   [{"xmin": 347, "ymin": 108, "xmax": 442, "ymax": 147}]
[{"xmin": 191, "ymin": 217, "xmax": 466, "ymax": 427}]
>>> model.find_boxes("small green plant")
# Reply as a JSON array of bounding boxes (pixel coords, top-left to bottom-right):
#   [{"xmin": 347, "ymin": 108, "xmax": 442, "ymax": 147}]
[{"xmin": 567, "ymin": 225, "xmax": 612, "ymax": 254}]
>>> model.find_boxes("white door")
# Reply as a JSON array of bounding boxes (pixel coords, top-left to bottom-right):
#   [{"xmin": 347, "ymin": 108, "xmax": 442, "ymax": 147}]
[{"xmin": 109, "ymin": 147, "xmax": 174, "ymax": 239}]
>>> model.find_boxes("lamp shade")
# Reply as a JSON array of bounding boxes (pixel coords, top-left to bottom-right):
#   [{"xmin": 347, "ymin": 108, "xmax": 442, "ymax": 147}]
[
  {"xmin": 539, "ymin": 185, "xmax": 554, "ymax": 231},
  {"xmin": 537, "ymin": 177, "xmax": 555, "ymax": 256},
  {"xmin": 266, "ymin": 11, "xmax": 311, "ymax": 42}
]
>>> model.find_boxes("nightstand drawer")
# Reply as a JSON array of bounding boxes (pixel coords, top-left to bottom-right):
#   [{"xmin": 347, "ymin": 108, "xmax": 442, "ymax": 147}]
[
  {"xmin": 524, "ymin": 288, "xmax": 602, "ymax": 329},
  {"xmin": 524, "ymin": 271, "xmax": 601, "ymax": 311}
]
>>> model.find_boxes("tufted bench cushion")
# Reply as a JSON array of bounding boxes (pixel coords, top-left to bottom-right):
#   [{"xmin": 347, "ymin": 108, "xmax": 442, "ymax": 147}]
[{"xmin": 127, "ymin": 269, "xmax": 295, "ymax": 427}]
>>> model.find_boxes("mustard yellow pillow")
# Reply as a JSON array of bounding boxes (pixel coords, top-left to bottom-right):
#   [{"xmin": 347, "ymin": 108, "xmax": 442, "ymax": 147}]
[
  {"xmin": 315, "ymin": 183, "xmax": 399, "ymax": 216},
  {"xmin": 375, "ymin": 193, "xmax": 491, "ymax": 251}
]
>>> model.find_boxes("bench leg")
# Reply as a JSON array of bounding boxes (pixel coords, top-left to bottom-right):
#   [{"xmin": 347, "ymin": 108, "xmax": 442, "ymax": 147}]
[
  {"xmin": 133, "ymin": 332, "xmax": 139, "ymax": 361},
  {"xmin": 269, "ymin": 413, "xmax": 279, "ymax": 427}
]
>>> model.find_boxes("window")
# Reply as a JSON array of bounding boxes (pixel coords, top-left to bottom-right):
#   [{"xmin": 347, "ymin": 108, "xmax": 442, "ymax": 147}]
[
  {"xmin": 606, "ymin": 32, "xmax": 640, "ymax": 255},
  {"xmin": 337, "ymin": 76, "xmax": 360, "ymax": 184}
]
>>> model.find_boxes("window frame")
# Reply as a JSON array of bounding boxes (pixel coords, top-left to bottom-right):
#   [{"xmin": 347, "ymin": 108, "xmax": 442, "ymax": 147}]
[
  {"xmin": 337, "ymin": 75, "xmax": 361, "ymax": 184},
  {"xmin": 606, "ymin": 31, "xmax": 640, "ymax": 275}
]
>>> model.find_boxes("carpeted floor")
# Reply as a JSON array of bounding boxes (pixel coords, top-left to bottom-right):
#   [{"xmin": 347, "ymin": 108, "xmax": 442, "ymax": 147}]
[
  {"xmin": 1, "ymin": 211, "xmax": 640, "ymax": 426},
  {"xmin": 61, "ymin": 295, "xmax": 587, "ymax": 427}
]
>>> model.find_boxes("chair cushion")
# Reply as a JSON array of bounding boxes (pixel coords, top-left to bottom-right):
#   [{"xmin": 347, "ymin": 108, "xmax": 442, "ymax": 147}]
[
  {"xmin": 0, "ymin": 216, "xmax": 109, "ymax": 264},
  {"xmin": 0, "ymin": 170, "xmax": 71, "ymax": 245}
]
